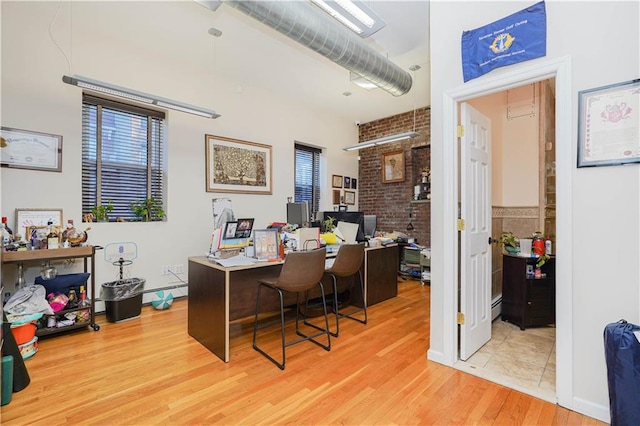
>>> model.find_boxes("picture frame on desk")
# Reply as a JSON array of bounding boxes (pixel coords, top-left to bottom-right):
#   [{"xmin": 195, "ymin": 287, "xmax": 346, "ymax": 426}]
[
  {"xmin": 205, "ymin": 134, "xmax": 272, "ymax": 194},
  {"xmin": 382, "ymin": 150, "xmax": 405, "ymax": 183},
  {"xmin": 577, "ymin": 78, "xmax": 640, "ymax": 168},
  {"xmin": 253, "ymin": 229, "xmax": 279, "ymax": 260},
  {"xmin": 0, "ymin": 127, "xmax": 63, "ymax": 172}
]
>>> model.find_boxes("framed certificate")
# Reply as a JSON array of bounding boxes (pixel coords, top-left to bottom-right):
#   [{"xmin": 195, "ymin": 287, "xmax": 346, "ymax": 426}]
[
  {"xmin": 0, "ymin": 127, "xmax": 63, "ymax": 172},
  {"xmin": 577, "ymin": 79, "xmax": 640, "ymax": 168}
]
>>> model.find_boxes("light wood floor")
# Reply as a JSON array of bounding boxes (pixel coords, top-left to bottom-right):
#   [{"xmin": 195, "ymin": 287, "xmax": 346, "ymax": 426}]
[{"xmin": 1, "ymin": 279, "xmax": 604, "ymax": 425}]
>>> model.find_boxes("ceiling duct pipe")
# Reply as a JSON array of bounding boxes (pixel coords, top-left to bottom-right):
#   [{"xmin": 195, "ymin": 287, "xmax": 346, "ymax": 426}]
[{"xmin": 223, "ymin": 0, "xmax": 412, "ymax": 96}]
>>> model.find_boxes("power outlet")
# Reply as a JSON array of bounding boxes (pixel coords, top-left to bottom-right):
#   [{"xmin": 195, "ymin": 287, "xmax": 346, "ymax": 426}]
[
  {"xmin": 161, "ymin": 265, "xmax": 170, "ymax": 276},
  {"xmin": 175, "ymin": 264, "xmax": 184, "ymax": 274}
]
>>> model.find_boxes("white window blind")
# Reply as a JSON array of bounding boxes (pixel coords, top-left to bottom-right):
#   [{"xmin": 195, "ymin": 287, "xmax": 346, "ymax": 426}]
[
  {"xmin": 82, "ymin": 95, "xmax": 165, "ymax": 221},
  {"xmin": 294, "ymin": 143, "xmax": 321, "ymax": 218}
]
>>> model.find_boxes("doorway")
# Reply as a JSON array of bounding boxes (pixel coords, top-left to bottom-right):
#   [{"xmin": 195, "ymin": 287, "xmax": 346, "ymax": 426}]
[{"xmin": 437, "ymin": 56, "xmax": 573, "ymax": 408}]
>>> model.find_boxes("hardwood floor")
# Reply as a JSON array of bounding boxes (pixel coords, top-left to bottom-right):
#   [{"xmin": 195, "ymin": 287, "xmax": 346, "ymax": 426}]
[{"xmin": 1, "ymin": 279, "xmax": 604, "ymax": 425}]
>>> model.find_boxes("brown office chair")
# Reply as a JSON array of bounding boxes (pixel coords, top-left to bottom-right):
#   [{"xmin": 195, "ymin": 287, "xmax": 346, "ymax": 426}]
[
  {"xmin": 324, "ymin": 243, "xmax": 366, "ymax": 337},
  {"xmin": 252, "ymin": 248, "xmax": 331, "ymax": 370}
]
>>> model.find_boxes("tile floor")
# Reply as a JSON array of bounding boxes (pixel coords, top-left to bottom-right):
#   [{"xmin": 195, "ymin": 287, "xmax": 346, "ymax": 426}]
[{"xmin": 454, "ymin": 318, "xmax": 556, "ymax": 403}]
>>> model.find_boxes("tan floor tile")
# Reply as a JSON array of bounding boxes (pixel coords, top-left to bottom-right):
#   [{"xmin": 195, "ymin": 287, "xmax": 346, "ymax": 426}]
[{"xmin": 466, "ymin": 350, "xmax": 492, "ymax": 368}]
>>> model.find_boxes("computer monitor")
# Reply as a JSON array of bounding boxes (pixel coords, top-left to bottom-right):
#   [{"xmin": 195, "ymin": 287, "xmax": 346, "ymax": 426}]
[
  {"xmin": 363, "ymin": 215, "xmax": 377, "ymax": 238},
  {"xmin": 321, "ymin": 211, "xmax": 366, "ymax": 242},
  {"xmin": 287, "ymin": 201, "xmax": 310, "ymax": 226}
]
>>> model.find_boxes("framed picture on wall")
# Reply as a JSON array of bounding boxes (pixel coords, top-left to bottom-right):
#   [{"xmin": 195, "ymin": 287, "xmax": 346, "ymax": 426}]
[
  {"xmin": 332, "ymin": 189, "xmax": 341, "ymax": 204},
  {"xmin": 332, "ymin": 174, "xmax": 343, "ymax": 188},
  {"xmin": 344, "ymin": 176, "xmax": 351, "ymax": 188},
  {"xmin": 0, "ymin": 127, "xmax": 63, "ymax": 172},
  {"xmin": 577, "ymin": 78, "xmax": 640, "ymax": 168},
  {"xmin": 205, "ymin": 134, "xmax": 272, "ymax": 194},
  {"xmin": 351, "ymin": 178, "xmax": 357, "ymax": 189},
  {"xmin": 344, "ymin": 190, "xmax": 356, "ymax": 205},
  {"xmin": 382, "ymin": 150, "xmax": 405, "ymax": 183}
]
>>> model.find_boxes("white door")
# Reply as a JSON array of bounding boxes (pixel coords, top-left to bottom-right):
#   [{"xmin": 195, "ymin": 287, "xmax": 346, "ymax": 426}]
[{"xmin": 460, "ymin": 102, "xmax": 492, "ymax": 360}]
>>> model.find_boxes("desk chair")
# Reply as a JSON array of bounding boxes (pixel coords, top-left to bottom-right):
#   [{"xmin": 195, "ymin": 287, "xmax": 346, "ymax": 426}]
[
  {"xmin": 252, "ymin": 248, "xmax": 331, "ymax": 370},
  {"xmin": 323, "ymin": 243, "xmax": 366, "ymax": 337}
]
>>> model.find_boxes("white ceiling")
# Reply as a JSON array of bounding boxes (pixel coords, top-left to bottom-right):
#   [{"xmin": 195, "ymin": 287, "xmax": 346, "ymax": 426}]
[
  {"xmin": 206, "ymin": 1, "xmax": 431, "ymax": 124},
  {"xmin": 69, "ymin": 1, "xmax": 429, "ymax": 124}
]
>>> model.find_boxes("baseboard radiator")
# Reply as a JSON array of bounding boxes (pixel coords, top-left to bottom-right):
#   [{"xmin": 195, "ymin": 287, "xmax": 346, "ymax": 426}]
[{"xmin": 491, "ymin": 295, "xmax": 502, "ymax": 321}]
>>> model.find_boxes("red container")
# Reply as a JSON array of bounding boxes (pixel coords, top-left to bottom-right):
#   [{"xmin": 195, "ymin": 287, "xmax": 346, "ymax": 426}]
[
  {"xmin": 11, "ymin": 322, "xmax": 37, "ymax": 346},
  {"xmin": 533, "ymin": 236, "xmax": 545, "ymax": 255}
]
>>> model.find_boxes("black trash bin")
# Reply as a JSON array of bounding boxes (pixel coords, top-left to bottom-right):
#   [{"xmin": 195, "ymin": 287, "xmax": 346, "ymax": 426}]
[
  {"xmin": 101, "ymin": 278, "xmax": 145, "ymax": 323},
  {"xmin": 604, "ymin": 319, "xmax": 640, "ymax": 426}
]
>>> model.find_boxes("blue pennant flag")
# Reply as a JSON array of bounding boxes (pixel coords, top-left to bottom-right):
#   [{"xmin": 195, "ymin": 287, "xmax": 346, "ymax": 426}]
[{"xmin": 461, "ymin": 1, "xmax": 547, "ymax": 82}]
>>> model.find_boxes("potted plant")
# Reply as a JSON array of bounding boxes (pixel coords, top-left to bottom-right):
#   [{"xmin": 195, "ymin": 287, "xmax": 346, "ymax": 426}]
[
  {"xmin": 322, "ymin": 216, "xmax": 336, "ymax": 233},
  {"xmin": 130, "ymin": 198, "xmax": 165, "ymax": 222},
  {"xmin": 497, "ymin": 231, "xmax": 519, "ymax": 254},
  {"xmin": 91, "ymin": 200, "xmax": 114, "ymax": 222}
]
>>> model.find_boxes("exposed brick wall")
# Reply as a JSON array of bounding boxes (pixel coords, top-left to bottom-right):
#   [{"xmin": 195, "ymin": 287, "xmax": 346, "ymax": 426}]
[{"xmin": 358, "ymin": 107, "xmax": 431, "ymax": 246}]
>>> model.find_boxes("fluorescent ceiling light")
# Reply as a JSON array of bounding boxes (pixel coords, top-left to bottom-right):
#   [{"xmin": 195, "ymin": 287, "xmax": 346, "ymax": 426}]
[
  {"xmin": 350, "ymin": 71, "xmax": 378, "ymax": 91},
  {"xmin": 62, "ymin": 75, "xmax": 220, "ymax": 119},
  {"xmin": 310, "ymin": 0, "xmax": 386, "ymax": 38},
  {"xmin": 343, "ymin": 131, "xmax": 419, "ymax": 151}
]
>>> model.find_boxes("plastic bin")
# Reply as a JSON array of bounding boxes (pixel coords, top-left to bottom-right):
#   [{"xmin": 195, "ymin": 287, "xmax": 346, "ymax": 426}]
[
  {"xmin": 101, "ymin": 278, "xmax": 145, "ymax": 323},
  {"xmin": 1, "ymin": 356, "xmax": 13, "ymax": 406}
]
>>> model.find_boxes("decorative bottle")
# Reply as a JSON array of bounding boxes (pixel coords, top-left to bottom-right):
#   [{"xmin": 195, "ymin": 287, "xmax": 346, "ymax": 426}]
[
  {"xmin": 545, "ymin": 236, "xmax": 552, "ymax": 255},
  {"xmin": 15, "ymin": 262, "xmax": 26, "ymax": 290},
  {"xmin": 47, "ymin": 221, "xmax": 59, "ymax": 249},
  {"xmin": 2, "ymin": 217, "xmax": 13, "ymax": 244}
]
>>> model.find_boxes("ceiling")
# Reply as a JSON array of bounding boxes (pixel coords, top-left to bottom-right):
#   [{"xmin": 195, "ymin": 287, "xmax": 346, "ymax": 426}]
[
  {"xmin": 68, "ymin": 1, "xmax": 429, "ymax": 125},
  {"xmin": 203, "ymin": 1, "xmax": 431, "ymax": 124}
]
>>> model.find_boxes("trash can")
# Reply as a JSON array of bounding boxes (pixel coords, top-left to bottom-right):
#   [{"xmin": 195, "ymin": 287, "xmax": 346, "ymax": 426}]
[
  {"xmin": 603, "ymin": 319, "xmax": 640, "ymax": 426},
  {"xmin": 101, "ymin": 278, "xmax": 145, "ymax": 323}
]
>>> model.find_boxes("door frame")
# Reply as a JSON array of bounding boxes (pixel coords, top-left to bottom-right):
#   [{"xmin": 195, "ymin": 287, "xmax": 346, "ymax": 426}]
[{"xmin": 437, "ymin": 56, "xmax": 573, "ymax": 408}]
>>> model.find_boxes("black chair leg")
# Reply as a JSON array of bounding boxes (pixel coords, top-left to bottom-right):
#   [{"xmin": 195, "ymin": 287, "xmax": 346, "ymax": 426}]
[
  {"xmin": 254, "ymin": 282, "xmax": 330, "ymax": 370},
  {"xmin": 252, "ymin": 283, "xmax": 287, "ymax": 370},
  {"xmin": 337, "ymin": 270, "xmax": 368, "ymax": 325},
  {"xmin": 296, "ymin": 283, "xmax": 331, "ymax": 351}
]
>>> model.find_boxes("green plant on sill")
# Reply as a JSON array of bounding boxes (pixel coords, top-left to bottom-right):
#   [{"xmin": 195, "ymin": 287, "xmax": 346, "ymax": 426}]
[
  {"xmin": 91, "ymin": 200, "xmax": 114, "ymax": 222},
  {"xmin": 130, "ymin": 198, "xmax": 166, "ymax": 222}
]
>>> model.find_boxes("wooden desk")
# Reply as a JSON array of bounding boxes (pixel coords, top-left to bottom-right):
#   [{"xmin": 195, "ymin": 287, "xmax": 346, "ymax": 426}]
[{"xmin": 188, "ymin": 244, "xmax": 398, "ymax": 362}]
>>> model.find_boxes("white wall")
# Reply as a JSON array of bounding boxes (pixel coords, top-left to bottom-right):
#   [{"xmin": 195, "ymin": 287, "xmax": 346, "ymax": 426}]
[
  {"xmin": 430, "ymin": 0, "xmax": 639, "ymax": 422},
  {"xmin": 468, "ymin": 85, "xmax": 540, "ymax": 207},
  {"xmin": 0, "ymin": 2, "xmax": 359, "ymax": 302}
]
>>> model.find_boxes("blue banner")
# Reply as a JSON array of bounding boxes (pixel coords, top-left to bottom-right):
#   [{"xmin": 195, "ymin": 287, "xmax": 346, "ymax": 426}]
[{"xmin": 461, "ymin": 1, "xmax": 547, "ymax": 82}]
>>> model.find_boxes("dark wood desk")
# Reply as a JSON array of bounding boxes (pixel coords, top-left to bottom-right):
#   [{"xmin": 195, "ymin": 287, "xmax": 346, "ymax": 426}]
[{"xmin": 188, "ymin": 244, "xmax": 399, "ymax": 362}]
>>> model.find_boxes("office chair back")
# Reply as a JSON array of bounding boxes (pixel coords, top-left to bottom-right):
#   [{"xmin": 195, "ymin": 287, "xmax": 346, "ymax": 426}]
[
  {"xmin": 276, "ymin": 248, "xmax": 326, "ymax": 292},
  {"xmin": 327, "ymin": 243, "xmax": 365, "ymax": 277}
]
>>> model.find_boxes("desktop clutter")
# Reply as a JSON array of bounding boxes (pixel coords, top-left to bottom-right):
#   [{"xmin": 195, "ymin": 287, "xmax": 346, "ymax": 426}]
[{"xmin": 206, "ymin": 213, "xmax": 414, "ymax": 267}]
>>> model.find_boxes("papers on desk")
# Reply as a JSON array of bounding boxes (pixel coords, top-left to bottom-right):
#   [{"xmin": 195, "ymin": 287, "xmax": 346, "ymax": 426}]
[{"xmin": 209, "ymin": 254, "xmax": 258, "ymax": 267}]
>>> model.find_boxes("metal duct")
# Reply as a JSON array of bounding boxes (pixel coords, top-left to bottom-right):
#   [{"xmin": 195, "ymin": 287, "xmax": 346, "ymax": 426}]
[{"xmin": 223, "ymin": 0, "xmax": 412, "ymax": 96}]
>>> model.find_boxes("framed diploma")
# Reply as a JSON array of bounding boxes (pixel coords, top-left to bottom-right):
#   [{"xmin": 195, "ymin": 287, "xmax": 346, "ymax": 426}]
[
  {"xmin": 577, "ymin": 79, "xmax": 640, "ymax": 168},
  {"xmin": 0, "ymin": 127, "xmax": 63, "ymax": 172}
]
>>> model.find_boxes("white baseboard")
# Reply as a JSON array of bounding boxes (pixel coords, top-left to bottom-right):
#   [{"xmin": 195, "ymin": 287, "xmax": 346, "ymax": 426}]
[
  {"xmin": 491, "ymin": 294, "xmax": 502, "ymax": 321},
  {"xmin": 572, "ymin": 396, "xmax": 610, "ymax": 423},
  {"xmin": 427, "ymin": 348, "xmax": 447, "ymax": 365}
]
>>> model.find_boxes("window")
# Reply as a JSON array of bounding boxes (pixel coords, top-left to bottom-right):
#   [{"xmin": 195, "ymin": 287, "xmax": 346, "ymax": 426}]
[
  {"xmin": 82, "ymin": 95, "xmax": 165, "ymax": 221},
  {"xmin": 294, "ymin": 143, "xmax": 321, "ymax": 220}
]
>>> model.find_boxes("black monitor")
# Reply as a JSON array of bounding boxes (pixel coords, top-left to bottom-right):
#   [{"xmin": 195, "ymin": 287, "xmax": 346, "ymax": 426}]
[{"xmin": 321, "ymin": 211, "xmax": 366, "ymax": 242}]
